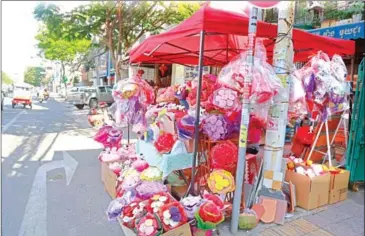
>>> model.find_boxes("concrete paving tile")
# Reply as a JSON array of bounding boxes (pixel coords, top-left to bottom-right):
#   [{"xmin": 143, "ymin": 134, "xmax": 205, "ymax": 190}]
[
  {"xmin": 322, "ymin": 220, "xmax": 362, "ymax": 236},
  {"xmin": 306, "ymin": 229, "xmax": 334, "ymax": 236}
]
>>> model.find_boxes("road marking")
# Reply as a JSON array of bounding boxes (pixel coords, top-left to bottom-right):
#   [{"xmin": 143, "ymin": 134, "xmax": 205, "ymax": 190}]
[
  {"xmin": 18, "ymin": 151, "xmax": 78, "ymax": 236},
  {"xmin": 2, "ymin": 110, "xmax": 26, "ymax": 132}
]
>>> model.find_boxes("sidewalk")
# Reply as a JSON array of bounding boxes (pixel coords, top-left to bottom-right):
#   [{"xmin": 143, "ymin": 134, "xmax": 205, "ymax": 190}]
[{"xmin": 217, "ymin": 186, "xmax": 364, "ymax": 235}]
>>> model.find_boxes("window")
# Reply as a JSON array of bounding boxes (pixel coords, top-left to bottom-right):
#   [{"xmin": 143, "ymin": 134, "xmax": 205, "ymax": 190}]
[
  {"xmin": 87, "ymin": 88, "xmax": 96, "ymax": 93},
  {"xmin": 98, "ymin": 86, "xmax": 106, "ymax": 92},
  {"xmin": 106, "ymin": 86, "xmax": 113, "ymax": 92}
]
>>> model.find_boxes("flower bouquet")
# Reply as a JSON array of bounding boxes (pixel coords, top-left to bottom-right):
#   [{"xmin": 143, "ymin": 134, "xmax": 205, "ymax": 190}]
[
  {"xmin": 195, "ymin": 202, "xmax": 224, "ymax": 230},
  {"xmin": 154, "ymin": 132, "xmax": 175, "ymax": 154},
  {"xmin": 136, "ymin": 181, "xmax": 168, "ymax": 200},
  {"xmin": 159, "ymin": 202, "xmax": 188, "ymax": 232},
  {"xmin": 207, "ymin": 169, "xmax": 235, "ymax": 194},
  {"xmin": 140, "ymin": 167, "xmax": 163, "ymax": 182},
  {"xmin": 121, "ymin": 200, "xmax": 147, "ymax": 229},
  {"xmin": 209, "ymin": 141, "xmax": 238, "ymax": 173},
  {"xmin": 180, "ymin": 195, "xmax": 203, "ymax": 220},
  {"xmin": 146, "ymin": 192, "xmax": 175, "ymax": 214},
  {"xmin": 136, "ymin": 213, "xmax": 162, "ymax": 236}
]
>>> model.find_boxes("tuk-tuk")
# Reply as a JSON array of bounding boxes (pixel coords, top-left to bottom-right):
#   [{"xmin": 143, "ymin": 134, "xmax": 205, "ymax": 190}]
[{"xmin": 12, "ymin": 83, "xmax": 33, "ymax": 109}]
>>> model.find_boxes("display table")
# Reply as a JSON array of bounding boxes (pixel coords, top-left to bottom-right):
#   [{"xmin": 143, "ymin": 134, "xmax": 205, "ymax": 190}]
[{"xmin": 136, "ymin": 140, "xmax": 195, "ymax": 178}]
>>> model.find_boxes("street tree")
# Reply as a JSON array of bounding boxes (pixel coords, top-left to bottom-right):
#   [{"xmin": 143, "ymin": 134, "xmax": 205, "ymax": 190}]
[
  {"xmin": 35, "ymin": 1, "xmax": 200, "ymax": 81},
  {"xmin": 1, "ymin": 71, "xmax": 14, "ymax": 85},
  {"xmin": 34, "ymin": 3, "xmax": 92, "ymax": 93},
  {"xmin": 24, "ymin": 67, "xmax": 46, "ymax": 87}
]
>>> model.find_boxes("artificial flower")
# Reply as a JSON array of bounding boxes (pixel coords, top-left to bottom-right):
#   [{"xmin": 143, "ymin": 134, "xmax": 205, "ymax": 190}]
[{"xmin": 140, "ymin": 167, "xmax": 163, "ymax": 182}]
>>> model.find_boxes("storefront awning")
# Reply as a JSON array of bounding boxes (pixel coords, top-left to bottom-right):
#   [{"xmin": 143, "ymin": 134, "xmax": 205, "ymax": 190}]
[{"xmin": 307, "ymin": 21, "xmax": 365, "ymax": 40}]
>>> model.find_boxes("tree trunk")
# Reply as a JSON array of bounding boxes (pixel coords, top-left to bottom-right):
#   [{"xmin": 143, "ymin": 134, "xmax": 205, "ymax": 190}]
[
  {"xmin": 61, "ymin": 62, "xmax": 68, "ymax": 97},
  {"xmin": 116, "ymin": 0, "xmax": 123, "ymax": 82}
]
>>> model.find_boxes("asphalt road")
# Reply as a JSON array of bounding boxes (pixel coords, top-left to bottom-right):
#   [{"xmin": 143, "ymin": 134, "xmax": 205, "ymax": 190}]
[{"xmin": 1, "ymin": 96, "xmax": 122, "ymax": 236}]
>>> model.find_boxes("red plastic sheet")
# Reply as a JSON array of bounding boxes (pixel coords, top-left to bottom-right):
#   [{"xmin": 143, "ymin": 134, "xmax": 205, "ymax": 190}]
[{"xmin": 130, "ymin": 6, "xmax": 355, "ymax": 65}]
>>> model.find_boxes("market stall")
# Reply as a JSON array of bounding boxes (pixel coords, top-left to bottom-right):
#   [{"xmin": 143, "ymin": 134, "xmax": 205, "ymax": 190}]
[{"xmin": 93, "ymin": 4, "xmax": 356, "ymax": 236}]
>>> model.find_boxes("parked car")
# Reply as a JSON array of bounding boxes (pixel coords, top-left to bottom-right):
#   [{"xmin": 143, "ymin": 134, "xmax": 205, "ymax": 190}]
[{"xmin": 67, "ymin": 85, "xmax": 114, "ymax": 110}]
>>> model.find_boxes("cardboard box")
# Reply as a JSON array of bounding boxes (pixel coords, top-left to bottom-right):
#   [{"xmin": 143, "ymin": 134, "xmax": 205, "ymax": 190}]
[
  {"xmin": 329, "ymin": 170, "xmax": 350, "ymax": 204},
  {"xmin": 120, "ymin": 220, "xmax": 192, "ymax": 236},
  {"xmin": 285, "ymin": 171, "xmax": 330, "ymax": 210},
  {"xmin": 101, "ymin": 161, "xmax": 118, "ymax": 199}
]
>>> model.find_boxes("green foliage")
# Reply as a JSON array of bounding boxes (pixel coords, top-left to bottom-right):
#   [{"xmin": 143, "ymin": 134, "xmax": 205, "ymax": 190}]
[
  {"xmin": 1, "ymin": 71, "xmax": 13, "ymax": 85},
  {"xmin": 323, "ymin": 1, "xmax": 364, "ymax": 21},
  {"xmin": 24, "ymin": 67, "xmax": 46, "ymax": 87}
]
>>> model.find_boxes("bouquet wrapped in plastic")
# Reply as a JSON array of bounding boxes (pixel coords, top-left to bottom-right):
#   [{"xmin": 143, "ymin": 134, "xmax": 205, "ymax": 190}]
[
  {"xmin": 296, "ymin": 51, "xmax": 350, "ymax": 121},
  {"xmin": 159, "ymin": 202, "xmax": 188, "ymax": 231},
  {"xmin": 106, "ymin": 190, "xmax": 138, "ymax": 221},
  {"xmin": 154, "ymin": 133, "xmax": 175, "ymax": 154},
  {"xmin": 176, "ymin": 115, "xmax": 195, "ymax": 140},
  {"xmin": 180, "ymin": 195, "xmax": 203, "ymax": 220},
  {"xmin": 217, "ymin": 39, "xmax": 282, "ymax": 103},
  {"xmin": 121, "ymin": 200, "xmax": 147, "ymax": 229},
  {"xmin": 136, "ymin": 213, "xmax": 162, "ymax": 236},
  {"xmin": 202, "ymin": 114, "xmax": 232, "ymax": 141},
  {"xmin": 208, "ymin": 169, "xmax": 236, "ymax": 194},
  {"xmin": 209, "ymin": 141, "xmax": 238, "ymax": 173},
  {"xmin": 187, "ymin": 74, "xmax": 217, "ymax": 108},
  {"xmin": 195, "ymin": 202, "xmax": 224, "ymax": 230},
  {"xmin": 113, "ymin": 76, "xmax": 155, "ymax": 106},
  {"xmin": 209, "ymin": 87, "xmax": 241, "ymax": 111},
  {"xmin": 136, "ymin": 181, "xmax": 168, "ymax": 200},
  {"xmin": 146, "ymin": 192, "xmax": 175, "ymax": 214},
  {"xmin": 156, "ymin": 86, "xmax": 177, "ymax": 104}
]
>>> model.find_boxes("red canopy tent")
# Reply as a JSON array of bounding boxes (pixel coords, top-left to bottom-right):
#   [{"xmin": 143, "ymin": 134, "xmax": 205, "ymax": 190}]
[{"xmin": 129, "ymin": 5, "xmax": 355, "ymax": 66}]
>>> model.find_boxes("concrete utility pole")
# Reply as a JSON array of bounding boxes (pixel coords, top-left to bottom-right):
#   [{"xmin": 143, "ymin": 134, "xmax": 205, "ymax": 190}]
[
  {"xmin": 230, "ymin": 6, "xmax": 258, "ymax": 234},
  {"xmin": 262, "ymin": 2, "xmax": 296, "ymax": 189}
]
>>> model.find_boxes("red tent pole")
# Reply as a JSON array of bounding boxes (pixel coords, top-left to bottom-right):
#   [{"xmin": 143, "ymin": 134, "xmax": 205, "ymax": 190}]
[
  {"xmin": 188, "ymin": 30, "xmax": 206, "ymax": 195},
  {"xmin": 231, "ymin": 6, "xmax": 259, "ymax": 234}
]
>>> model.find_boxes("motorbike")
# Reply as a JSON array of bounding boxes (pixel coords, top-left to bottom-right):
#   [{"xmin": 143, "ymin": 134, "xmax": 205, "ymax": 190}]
[{"xmin": 87, "ymin": 102, "xmax": 114, "ymax": 128}]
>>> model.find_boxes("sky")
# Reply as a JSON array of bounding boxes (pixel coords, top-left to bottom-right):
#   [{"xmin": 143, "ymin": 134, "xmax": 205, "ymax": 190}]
[{"xmin": 1, "ymin": 1, "xmax": 87, "ymax": 82}]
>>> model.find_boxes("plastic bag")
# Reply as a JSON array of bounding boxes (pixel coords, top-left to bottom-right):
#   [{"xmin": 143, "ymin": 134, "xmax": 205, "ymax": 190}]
[
  {"xmin": 156, "ymin": 86, "xmax": 177, "ymax": 103},
  {"xmin": 209, "ymin": 141, "xmax": 238, "ymax": 172},
  {"xmin": 187, "ymin": 74, "xmax": 217, "ymax": 108},
  {"xmin": 106, "ymin": 197, "xmax": 128, "ymax": 222}
]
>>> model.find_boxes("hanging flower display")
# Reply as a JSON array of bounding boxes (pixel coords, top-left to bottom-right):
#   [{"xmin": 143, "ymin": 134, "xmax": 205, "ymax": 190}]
[
  {"xmin": 207, "ymin": 169, "xmax": 236, "ymax": 194},
  {"xmin": 202, "ymin": 114, "xmax": 230, "ymax": 141},
  {"xmin": 210, "ymin": 87, "xmax": 240, "ymax": 111},
  {"xmin": 209, "ymin": 141, "xmax": 238, "ymax": 173},
  {"xmin": 140, "ymin": 167, "xmax": 163, "ymax": 182},
  {"xmin": 159, "ymin": 202, "xmax": 188, "ymax": 232},
  {"xmin": 136, "ymin": 213, "xmax": 162, "ymax": 236}
]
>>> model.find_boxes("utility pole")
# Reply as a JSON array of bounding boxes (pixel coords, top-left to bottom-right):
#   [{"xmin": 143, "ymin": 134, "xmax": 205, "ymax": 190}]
[
  {"xmin": 262, "ymin": 2, "xmax": 296, "ymax": 189},
  {"xmin": 230, "ymin": 6, "xmax": 258, "ymax": 234}
]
